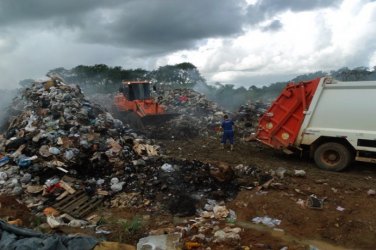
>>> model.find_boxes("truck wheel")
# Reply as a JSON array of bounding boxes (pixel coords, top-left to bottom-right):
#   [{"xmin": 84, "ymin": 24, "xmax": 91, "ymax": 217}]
[{"xmin": 314, "ymin": 142, "xmax": 352, "ymax": 171}]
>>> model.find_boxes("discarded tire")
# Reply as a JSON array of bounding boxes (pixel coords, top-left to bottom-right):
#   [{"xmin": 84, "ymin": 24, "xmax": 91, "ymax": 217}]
[{"xmin": 314, "ymin": 142, "xmax": 353, "ymax": 171}]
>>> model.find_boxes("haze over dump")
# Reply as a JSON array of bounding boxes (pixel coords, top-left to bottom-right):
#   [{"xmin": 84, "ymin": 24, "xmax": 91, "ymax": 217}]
[
  {"xmin": 0, "ymin": 90, "xmax": 17, "ymax": 129},
  {"xmin": 0, "ymin": 0, "xmax": 376, "ymax": 88}
]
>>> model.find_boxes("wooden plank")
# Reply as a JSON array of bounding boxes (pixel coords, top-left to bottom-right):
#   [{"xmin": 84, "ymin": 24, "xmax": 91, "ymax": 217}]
[
  {"xmin": 77, "ymin": 199, "xmax": 103, "ymax": 218},
  {"xmin": 53, "ymin": 190, "xmax": 103, "ymax": 218},
  {"xmin": 58, "ymin": 192, "xmax": 87, "ymax": 210},
  {"xmin": 63, "ymin": 196, "xmax": 89, "ymax": 214},
  {"xmin": 54, "ymin": 190, "xmax": 84, "ymax": 207}
]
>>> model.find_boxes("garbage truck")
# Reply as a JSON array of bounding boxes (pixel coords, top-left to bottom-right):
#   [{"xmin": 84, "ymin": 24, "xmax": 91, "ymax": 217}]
[{"xmin": 256, "ymin": 77, "xmax": 376, "ymax": 171}]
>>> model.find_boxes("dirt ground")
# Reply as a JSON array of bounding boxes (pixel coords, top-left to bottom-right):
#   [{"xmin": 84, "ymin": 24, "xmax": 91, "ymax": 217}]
[
  {"xmin": 1, "ymin": 135, "xmax": 376, "ymax": 249},
  {"xmin": 157, "ymin": 136, "xmax": 376, "ymax": 250}
]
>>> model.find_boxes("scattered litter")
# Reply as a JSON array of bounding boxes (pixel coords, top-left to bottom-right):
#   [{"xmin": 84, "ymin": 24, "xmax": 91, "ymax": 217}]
[
  {"xmin": 0, "ymin": 172, "xmax": 7, "ymax": 182},
  {"xmin": 251, "ymin": 216, "xmax": 281, "ymax": 228},
  {"xmin": 68, "ymin": 219, "xmax": 88, "ymax": 227},
  {"xmin": 0, "ymin": 156, "xmax": 10, "ymax": 167},
  {"xmin": 294, "ymin": 170, "xmax": 306, "ymax": 177},
  {"xmin": 227, "ymin": 209, "xmax": 237, "ymax": 223},
  {"xmin": 26, "ymin": 185, "xmax": 44, "ymax": 194},
  {"xmin": 43, "ymin": 207, "xmax": 60, "ymax": 217},
  {"xmin": 275, "ymin": 167, "xmax": 287, "ymax": 179},
  {"xmin": 161, "ymin": 163, "xmax": 174, "ymax": 172},
  {"xmin": 185, "ymin": 241, "xmax": 202, "ymax": 249},
  {"xmin": 46, "ymin": 215, "xmax": 64, "ymax": 228},
  {"xmin": 95, "ymin": 226, "xmax": 111, "ymax": 235},
  {"xmin": 8, "ymin": 219, "xmax": 23, "ymax": 227},
  {"xmin": 367, "ymin": 189, "xmax": 376, "ymax": 196},
  {"xmin": 213, "ymin": 227, "xmax": 242, "ymax": 243},
  {"xmin": 137, "ymin": 234, "xmax": 181, "ymax": 250},
  {"xmin": 307, "ymin": 195, "xmax": 324, "ymax": 210},
  {"xmin": 296, "ymin": 199, "xmax": 306, "ymax": 208},
  {"xmin": 336, "ymin": 206, "xmax": 345, "ymax": 212},
  {"xmin": 314, "ymin": 179, "xmax": 329, "ymax": 184},
  {"xmin": 213, "ymin": 205, "xmax": 229, "ymax": 219},
  {"xmin": 256, "ymin": 190, "xmax": 268, "ymax": 196}
]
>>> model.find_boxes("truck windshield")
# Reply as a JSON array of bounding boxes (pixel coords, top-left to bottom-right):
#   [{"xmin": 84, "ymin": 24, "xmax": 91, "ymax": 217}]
[{"xmin": 128, "ymin": 83, "xmax": 151, "ymax": 100}]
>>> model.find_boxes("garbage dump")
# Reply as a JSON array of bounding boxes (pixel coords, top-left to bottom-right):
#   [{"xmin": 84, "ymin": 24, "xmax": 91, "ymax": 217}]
[
  {"xmin": 87, "ymin": 85, "xmax": 269, "ymax": 141},
  {"xmin": 88, "ymin": 87, "xmax": 227, "ymax": 139},
  {"xmin": 3, "ymin": 75, "xmax": 324, "ymax": 250},
  {"xmin": 0, "ymin": 78, "xmax": 142, "ymax": 218},
  {"xmin": 155, "ymin": 87, "xmax": 226, "ymax": 139},
  {"xmin": 1, "ymin": 76, "xmax": 370, "ymax": 249},
  {"xmin": 0, "ymin": 77, "xmax": 271, "ymax": 222}
]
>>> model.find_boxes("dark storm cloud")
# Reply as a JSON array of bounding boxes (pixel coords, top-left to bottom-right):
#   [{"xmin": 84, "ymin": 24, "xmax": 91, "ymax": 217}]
[
  {"xmin": 0, "ymin": 0, "xmax": 122, "ymax": 27},
  {"xmin": 0, "ymin": 0, "xmax": 246, "ymax": 55},
  {"xmin": 1, "ymin": 0, "xmax": 341, "ymax": 56},
  {"xmin": 79, "ymin": 0, "xmax": 245, "ymax": 54},
  {"xmin": 247, "ymin": 0, "xmax": 343, "ymax": 24},
  {"xmin": 262, "ymin": 20, "xmax": 283, "ymax": 31}
]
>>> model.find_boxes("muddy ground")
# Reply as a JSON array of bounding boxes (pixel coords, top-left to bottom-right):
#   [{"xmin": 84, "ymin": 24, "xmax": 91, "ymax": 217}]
[
  {"xmin": 158, "ymin": 135, "xmax": 376, "ymax": 250},
  {"xmin": 2, "ymin": 135, "xmax": 376, "ymax": 249}
]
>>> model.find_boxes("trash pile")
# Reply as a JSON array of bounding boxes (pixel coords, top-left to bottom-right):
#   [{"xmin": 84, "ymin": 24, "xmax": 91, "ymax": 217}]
[
  {"xmin": 0, "ymin": 77, "xmax": 271, "ymax": 225},
  {"xmin": 0, "ymin": 77, "xmax": 160, "ymax": 216},
  {"xmin": 139, "ymin": 201, "xmax": 243, "ymax": 249},
  {"xmin": 86, "ymin": 87, "xmax": 226, "ymax": 139},
  {"xmin": 86, "ymin": 85, "xmax": 269, "ymax": 141},
  {"xmin": 158, "ymin": 88, "xmax": 223, "ymax": 118},
  {"xmin": 151, "ymin": 88, "xmax": 226, "ymax": 139},
  {"xmin": 233, "ymin": 101, "xmax": 269, "ymax": 140},
  {"xmin": 109, "ymin": 158, "xmax": 241, "ymax": 216},
  {"xmin": 0, "ymin": 77, "xmax": 296, "ymax": 249},
  {"xmin": 86, "ymin": 93, "xmax": 114, "ymax": 113}
]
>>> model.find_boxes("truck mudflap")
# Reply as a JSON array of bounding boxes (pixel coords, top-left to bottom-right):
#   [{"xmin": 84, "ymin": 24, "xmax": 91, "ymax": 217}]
[{"xmin": 256, "ymin": 78, "xmax": 321, "ymax": 150}]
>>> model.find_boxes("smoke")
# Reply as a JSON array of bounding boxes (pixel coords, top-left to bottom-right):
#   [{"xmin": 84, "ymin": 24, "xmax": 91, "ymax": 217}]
[
  {"xmin": 193, "ymin": 81, "xmax": 249, "ymax": 112},
  {"xmin": 192, "ymin": 80, "xmax": 213, "ymax": 94},
  {"xmin": 0, "ymin": 89, "xmax": 18, "ymax": 131}
]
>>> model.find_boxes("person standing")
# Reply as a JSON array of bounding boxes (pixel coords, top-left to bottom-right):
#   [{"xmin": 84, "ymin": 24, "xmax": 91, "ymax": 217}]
[{"xmin": 221, "ymin": 114, "xmax": 235, "ymax": 150}]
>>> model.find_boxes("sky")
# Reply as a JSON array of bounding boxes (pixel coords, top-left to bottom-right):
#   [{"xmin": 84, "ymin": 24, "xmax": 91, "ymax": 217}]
[{"xmin": 0, "ymin": 0, "xmax": 375, "ymax": 89}]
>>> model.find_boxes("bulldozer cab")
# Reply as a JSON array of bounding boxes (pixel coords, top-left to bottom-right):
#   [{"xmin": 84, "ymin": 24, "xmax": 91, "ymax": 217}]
[
  {"xmin": 120, "ymin": 81, "xmax": 151, "ymax": 101},
  {"xmin": 113, "ymin": 80, "xmax": 180, "ymax": 129}
]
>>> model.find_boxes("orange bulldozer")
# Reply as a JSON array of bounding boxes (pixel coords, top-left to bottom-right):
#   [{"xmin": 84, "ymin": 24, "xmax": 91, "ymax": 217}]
[{"xmin": 112, "ymin": 81, "xmax": 179, "ymax": 129}]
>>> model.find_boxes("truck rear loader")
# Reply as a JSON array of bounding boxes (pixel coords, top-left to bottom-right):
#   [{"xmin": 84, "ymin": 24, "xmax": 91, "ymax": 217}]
[{"xmin": 256, "ymin": 77, "xmax": 376, "ymax": 171}]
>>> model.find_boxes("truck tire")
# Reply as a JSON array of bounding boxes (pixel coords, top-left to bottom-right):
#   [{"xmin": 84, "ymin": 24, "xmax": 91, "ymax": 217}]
[{"xmin": 314, "ymin": 142, "xmax": 352, "ymax": 171}]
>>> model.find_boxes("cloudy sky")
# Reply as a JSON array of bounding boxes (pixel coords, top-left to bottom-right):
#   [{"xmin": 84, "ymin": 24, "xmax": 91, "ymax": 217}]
[{"xmin": 0, "ymin": 0, "xmax": 375, "ymax": 88}]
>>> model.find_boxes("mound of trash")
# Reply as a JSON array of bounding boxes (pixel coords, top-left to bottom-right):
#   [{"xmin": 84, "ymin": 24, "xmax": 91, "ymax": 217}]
[
  {"xmin": 0, "ymin": 77, "xmax": 268, "ymax": 220},
  {"xmin": 147, "ymin": 88, "xmax": 226, "ymax": 139},
  {"xmin": 87, "ymin": 87, "xmax": 226, "ymax": 139}
]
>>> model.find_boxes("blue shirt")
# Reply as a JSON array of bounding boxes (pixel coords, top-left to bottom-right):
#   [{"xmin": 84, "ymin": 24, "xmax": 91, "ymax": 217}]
[{"xmin": 221, "ymin": 119, "xmax": 234, "ymax": 132}]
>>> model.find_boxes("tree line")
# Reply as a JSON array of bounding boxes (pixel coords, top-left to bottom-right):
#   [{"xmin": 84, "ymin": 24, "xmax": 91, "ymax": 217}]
[{"xmin": 40, "ymin": 63, "xmax": 376, "ymax": 111}]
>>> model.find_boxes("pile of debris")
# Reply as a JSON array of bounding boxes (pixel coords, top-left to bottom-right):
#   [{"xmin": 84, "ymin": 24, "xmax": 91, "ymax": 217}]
[
  {"xmin": 0, "ymin": 77, "xmax": 159, "ymax": 216},
  {"xmin": 86, "ymin": 87, "xmax": 225, "ymax": 139},
  {"xmin": 234, "ymin": 101, "xmax": 269, "ymax": 140},
  {"xmin": 0, "ymin": 77, "xmax": 271, "ymax": 224},
  {"xmin": 151, "ymin": 88, "xmax": 226, "ymax": 139}
]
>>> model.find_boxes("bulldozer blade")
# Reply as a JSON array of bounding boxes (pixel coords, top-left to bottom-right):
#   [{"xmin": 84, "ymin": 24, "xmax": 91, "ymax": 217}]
[{"xmin": 141, "ymin": 113, "xmax": 180, "ymax": 125}]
